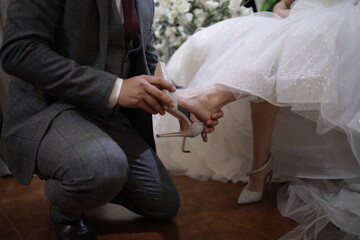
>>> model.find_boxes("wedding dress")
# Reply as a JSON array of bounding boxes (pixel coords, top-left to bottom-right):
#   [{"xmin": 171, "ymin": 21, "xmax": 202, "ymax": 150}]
[{"xmin": 153, "ymin": 0, "xmax": 360, "ymax": 238}]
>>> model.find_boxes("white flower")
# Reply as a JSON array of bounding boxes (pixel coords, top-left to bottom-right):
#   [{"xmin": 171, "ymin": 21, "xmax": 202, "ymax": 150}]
[
  {"xmin": 193, "ymin": 8, "xmax": 206, "ymax": 27},
  {"xmin": 238, "ymin": 5, "xmax": 253, "ymax": 16},
  {"xmin": 154, "ymin": 7, "xmax": 166, "ymax": 21},
  {"xmin": 155, "ymin": 42, "xmax": 164, "ymax": 50},
  {"xmin": 178, "ymin": 12, "xmax": 194, "ymax": 25},
  {"xmin": 174, "ymin": 0, "xmax": 191, "ymax": 13},
  {"xmin": 228, "ymin": 0, "xmax": 243, "ymax": 12},
  {"xmin": 177, "ymin": 25, "xmax": 187, "ymax": 38},
  {"xmin": 205, "ymin": 1, "xmax": 219, "ymax": 10},
  {"xmin": 164, "ymin": 26, "xmax": 175, "ymax": 38},
  {"xmin": 154, "ymin": 0, "xmax": 252, "ymax": 61},
  {"xmin": 184, "ymin": 12, "xmax": 194, "ymax": 23}
]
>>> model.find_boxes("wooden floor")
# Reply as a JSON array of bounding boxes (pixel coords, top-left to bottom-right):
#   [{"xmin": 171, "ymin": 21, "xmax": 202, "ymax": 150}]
[{"xmin": 0, "ymin": 174, "xmax": 297, "ymax": 240}]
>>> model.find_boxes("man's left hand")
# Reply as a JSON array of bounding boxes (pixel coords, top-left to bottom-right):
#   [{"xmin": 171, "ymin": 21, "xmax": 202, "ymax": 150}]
[{"xmin": 191, "ymin": 110, "xmax": 224, "ymax": 142}]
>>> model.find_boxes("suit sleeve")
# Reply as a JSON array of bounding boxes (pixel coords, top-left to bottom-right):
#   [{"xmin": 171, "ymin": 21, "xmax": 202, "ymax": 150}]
[
  {"xmin": 0, "ymin": 0, "xmax": 117, "ymax": 113},
  {"xmin": 145, "ymin": 27, "xmax": 159, "ymax": 76},
  {"xmin": 143, "ymin": 0, "xmax": 158, "ymax": 75}
]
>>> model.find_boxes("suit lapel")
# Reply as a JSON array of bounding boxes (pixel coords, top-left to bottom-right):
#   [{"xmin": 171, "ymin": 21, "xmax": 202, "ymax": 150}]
[
  {"xmin": 95, "ymin": 0, "xmax": 109, "ymax": 69},
  {"xmin": 135, "ymin": 0, "xmax": 145, "ymax": 44}
]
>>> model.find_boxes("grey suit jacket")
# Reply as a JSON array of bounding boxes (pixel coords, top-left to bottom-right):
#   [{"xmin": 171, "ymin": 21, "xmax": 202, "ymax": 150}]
[
  {"xmin": 0, "ymin": 0, "xmax": 11, "ymax": 176},
  {"xmin": 0, "ymin": 0, "xmax": 158, "ymax": 185},
  {"xmin": 0, "ymin": 0, "xmax": 11, "ymax": 113}
]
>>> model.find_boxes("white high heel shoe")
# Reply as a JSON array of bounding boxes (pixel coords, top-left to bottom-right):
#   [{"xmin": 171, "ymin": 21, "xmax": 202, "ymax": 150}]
[
  {"xmin": 155, "ymin": 62, "xmax": 204, "ymax": 150},
  {"xmin": 237, "ymin": 155, "xmax": 274, "ymax": 205}
]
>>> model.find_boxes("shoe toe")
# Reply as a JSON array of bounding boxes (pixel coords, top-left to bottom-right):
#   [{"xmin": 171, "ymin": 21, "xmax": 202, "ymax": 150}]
[{"xmin": 237, "ymin": 187, "xmax": 263, "ymax": 205}]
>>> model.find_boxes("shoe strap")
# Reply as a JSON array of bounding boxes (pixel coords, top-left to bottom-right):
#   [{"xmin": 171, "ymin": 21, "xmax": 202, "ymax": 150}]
[
  {"xmin": 178, "ymin": 106, "xmax": 191, "ymax": 119},
  {"xmin": 246, "ymin": 155, "xmax": 273, "ymax": 176},
  {"xmin": 164, "ymin": 90, "xmax": 178, "ymax": 110},
  {"xmin": 157, "ymin": 61, "xmax": 190, "ymax": 118}
]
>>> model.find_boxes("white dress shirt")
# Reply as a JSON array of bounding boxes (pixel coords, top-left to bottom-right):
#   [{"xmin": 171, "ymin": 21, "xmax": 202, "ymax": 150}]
[{"xmin": 107, "ymin": 0, "xmax": 125, "ymax": 107}]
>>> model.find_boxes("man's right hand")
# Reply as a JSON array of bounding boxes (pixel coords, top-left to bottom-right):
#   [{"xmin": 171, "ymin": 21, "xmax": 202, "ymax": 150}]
[{"xmin": 117, "ymin": 75, "xmax": 176, "ymax": 115}]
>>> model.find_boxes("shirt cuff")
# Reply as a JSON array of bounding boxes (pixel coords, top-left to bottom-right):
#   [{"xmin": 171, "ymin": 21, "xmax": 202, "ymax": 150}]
[{"xmin": 107, "ymin": 78, "xmax": 123, "ymax": 108}]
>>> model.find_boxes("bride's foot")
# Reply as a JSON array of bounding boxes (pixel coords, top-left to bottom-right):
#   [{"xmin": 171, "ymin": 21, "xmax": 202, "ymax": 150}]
[
  {"xmin": 238, "ymin": 155, "xmax": 274, "ymax": 205},
  {"xmin": 177, "ymin": 85, "xmax": 236, "ymax": 122}
]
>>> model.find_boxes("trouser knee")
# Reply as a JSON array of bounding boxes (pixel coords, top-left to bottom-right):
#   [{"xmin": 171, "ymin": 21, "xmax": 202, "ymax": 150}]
[
  {"xmin": 150, "ymin": 191, "xmax": 180, "ymax": 222},
  {"xmin": 45, "ymin": 147, "xmax": 128, "ymax": 214}
]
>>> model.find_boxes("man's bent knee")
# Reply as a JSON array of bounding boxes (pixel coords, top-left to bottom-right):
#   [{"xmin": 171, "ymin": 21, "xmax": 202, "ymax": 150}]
[
  {"xmin": 45, "ymin": 147, "xmax": 129, "ymax": 213},
  {"xmin": 146, "ymin": 190, "xmax": 180, "ymax": 222}
]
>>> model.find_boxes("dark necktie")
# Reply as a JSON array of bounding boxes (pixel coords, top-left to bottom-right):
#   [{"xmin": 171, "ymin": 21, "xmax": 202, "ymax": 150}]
[{"xmin": 122, "ymin": 0, "xmax": 139, "ymax": 48}]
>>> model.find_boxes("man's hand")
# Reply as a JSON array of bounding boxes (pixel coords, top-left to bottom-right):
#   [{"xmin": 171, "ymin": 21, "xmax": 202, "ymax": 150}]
[
  {"xmin": 191, "ymin": 110, "xmax": 224, "ymax": 142},
  {"xmin": 118, "ymin": 75, "xmax": 176, "ymax": 114}
]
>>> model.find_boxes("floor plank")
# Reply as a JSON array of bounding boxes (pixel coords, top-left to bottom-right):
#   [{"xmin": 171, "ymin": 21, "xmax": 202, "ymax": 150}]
[{"xmin": 0, "ymin": 175, "xmax": 296, "ymax": 240}]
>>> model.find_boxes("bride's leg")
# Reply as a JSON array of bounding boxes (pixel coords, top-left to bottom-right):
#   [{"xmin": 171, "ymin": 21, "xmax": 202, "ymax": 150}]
[{"xmin": 248, "ymin": 101, "xmax": 278, "ymax": 192}]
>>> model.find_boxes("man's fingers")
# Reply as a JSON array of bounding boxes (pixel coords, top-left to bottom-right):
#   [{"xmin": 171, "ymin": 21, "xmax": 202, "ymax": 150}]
[
  {"xmin": 201, "ymin": 132, "xmax": 208, "ymax": 142},
  {"xmin": 211, "ymin": 110, "xmax": 223, "ymax": 120},
  {"xmin": 138, "ymin": 101, "xmax": 158, "ymax": 115},
  {"xmin": 203, "ymin": 126, "xmax": 215, "ymax": 134},
  {"xmin": 147, "ymin": 76, "xmax": 176, "ymax": 92},
  {"xmin": 205, "ymin": 119, "xmax": 218, "ymax": 127},
  {"xmin": 143, "ymin": 95, "xmax": 166, "ymax": 115},
  {"xmin": 146, "ymin": 84, "xmax": 175, "ymax": 108}
]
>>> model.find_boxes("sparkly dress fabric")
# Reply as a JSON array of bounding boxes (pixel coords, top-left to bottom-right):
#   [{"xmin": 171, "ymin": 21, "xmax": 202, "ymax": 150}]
[{"xmin": 153, "ymin": 0, "xmax": 360, "ymax": 238}]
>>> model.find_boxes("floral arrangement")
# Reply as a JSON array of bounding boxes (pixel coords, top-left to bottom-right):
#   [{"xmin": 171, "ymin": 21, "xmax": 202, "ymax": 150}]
[{"xmin": 153, "ymin": 0, "xmax": 253, "ymax": 61}]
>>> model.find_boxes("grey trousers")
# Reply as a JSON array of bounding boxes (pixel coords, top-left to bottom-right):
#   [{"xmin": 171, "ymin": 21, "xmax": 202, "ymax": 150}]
[{"xmin": 36, "ymin": 109, "xmax": 179, "ymax": 223}]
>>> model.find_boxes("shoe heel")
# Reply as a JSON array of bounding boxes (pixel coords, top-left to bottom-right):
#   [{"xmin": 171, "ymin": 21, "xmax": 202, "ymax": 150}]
[
  {"xmin": 156, "ymin": 121, "xmax": 204, "ymax": 138},
  {"xmin": 156, "ymin": 131, "xmax": 187, "ymax": 138}
]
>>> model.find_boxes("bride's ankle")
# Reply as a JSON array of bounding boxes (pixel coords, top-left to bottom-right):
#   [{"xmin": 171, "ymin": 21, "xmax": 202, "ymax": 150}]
[
  {"xmin": 209, "ymin": 85, "xmax": 236, "ymax": 108},
  {"xmin": 247, "ymin": 174, "xmax": 267, "ymax": 192}
]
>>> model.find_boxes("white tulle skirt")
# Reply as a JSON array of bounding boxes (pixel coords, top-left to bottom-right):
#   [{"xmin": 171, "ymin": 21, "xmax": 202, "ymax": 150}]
[
  {"xmin": 163, "ymin": 0, "xmax": 360, "ymax": 163},
  {"xmin": 153, "ymin": 0, "xmax": 360, "ymax": 238}
]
